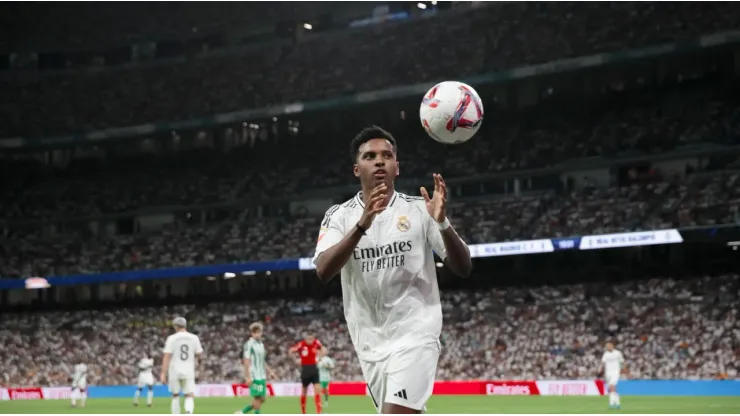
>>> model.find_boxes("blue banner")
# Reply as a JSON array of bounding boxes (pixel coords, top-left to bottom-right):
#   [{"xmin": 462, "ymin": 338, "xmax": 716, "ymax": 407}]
[
  {"xmin": 0, "ymin": 229, "xmax": 685, "ymax": 288},
  {"xmin": 619, "ymin": 380, "xmax": 740, "ymax": 396}
]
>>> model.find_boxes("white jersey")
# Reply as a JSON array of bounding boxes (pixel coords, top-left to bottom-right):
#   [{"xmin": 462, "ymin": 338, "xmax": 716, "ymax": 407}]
[
  {"xmin": 313, "ymin": 191, "xmax": 453, "ymax": 362},
  {"xmin": 72, "ymin": 364, "xmax": 88, "ymax": 388},
  {"xmin": 163, "ymin": 331, "xmax": 203, "ymax": 376},
  {"xmin": 602, "ymin": 349, "xmax": 624, "ymax": 374},
  {"xmin": 138, "ymin": 358, "xmax": 154, "ymax": 375}
]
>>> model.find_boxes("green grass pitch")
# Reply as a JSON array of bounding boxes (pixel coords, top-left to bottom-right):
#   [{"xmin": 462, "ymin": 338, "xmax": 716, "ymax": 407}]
[{"xmin": 2, "ymin": 396, "xmax": 740, "ymax": 414}]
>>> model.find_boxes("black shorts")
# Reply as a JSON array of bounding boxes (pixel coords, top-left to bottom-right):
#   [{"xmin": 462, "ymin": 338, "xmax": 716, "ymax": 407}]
[{"xmin": 300, "ymin": 365, "xmax": 319, "ymax": 387}]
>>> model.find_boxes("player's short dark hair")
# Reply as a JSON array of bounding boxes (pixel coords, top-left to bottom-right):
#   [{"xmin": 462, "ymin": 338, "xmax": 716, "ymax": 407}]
[{"xmin": 350, "ymin": 125, "xmax": 397, "ymax": 162}]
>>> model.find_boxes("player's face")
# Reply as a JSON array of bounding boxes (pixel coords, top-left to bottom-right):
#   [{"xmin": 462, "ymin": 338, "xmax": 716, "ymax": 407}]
[
  {"xmin": 305, "ymin": 335, "xmax": 315, "ymax": 344},
  {"xmin": 252, "ymin": 329, "xmax": 263, "ymax": 340},
  {"xmin": 606, "ymin": 342, "xmax": 614, "ymax": 351},
  {"xmin": 354, "ymin": 138, "xmax": 399, "ymax": 188}
]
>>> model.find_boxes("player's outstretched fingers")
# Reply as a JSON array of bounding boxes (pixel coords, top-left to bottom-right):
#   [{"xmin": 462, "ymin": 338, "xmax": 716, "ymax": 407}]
[{"xmin": 420, "ymin": 186, "xmax": 431, "ymax": 202}]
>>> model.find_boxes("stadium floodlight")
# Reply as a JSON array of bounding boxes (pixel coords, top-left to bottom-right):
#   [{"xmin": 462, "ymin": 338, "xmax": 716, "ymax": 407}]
[
  {"xmin": 303, "ymin": 23, "xmax": 313, "ymax": 30},
  {"xmin": 417, "ymin": 2, "xmax": 427, "ymax": 9}
]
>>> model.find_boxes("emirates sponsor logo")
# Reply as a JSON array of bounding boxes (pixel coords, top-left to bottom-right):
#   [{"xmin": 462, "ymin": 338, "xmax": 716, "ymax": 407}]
[
  {"xmin": 486, "ymin": 384, "xmax": 531, "ymax": 396},
  {"xmin": 10, "ymin": 390, "xmax": 42, "ymax": 400}
]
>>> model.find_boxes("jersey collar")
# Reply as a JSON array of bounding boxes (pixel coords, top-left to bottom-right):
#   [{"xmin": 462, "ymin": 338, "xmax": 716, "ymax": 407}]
[{"xmin": 355, "ymin": 190, "xmax": 398, "ymax": 209}]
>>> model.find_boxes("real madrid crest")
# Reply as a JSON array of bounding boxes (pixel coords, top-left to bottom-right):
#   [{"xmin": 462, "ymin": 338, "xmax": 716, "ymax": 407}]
[{"xmin": 396, "ymin": 216, "xmax": 411, "ymax": 232}]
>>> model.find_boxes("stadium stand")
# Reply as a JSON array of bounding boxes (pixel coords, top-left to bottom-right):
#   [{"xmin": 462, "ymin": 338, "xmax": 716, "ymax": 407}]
[
  {"xmin": 0, "ymin": 275, "xmax": 737, "ymax": 386},
  {"xmin": 1, "ymin": 1, "xmax": 739, "ymax": 391}
]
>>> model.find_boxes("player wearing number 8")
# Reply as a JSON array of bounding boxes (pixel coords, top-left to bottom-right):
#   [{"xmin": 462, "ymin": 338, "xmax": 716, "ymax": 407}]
[{"xmin": 161, "ymin": 317, "xmax": 203, "ymax": 414}]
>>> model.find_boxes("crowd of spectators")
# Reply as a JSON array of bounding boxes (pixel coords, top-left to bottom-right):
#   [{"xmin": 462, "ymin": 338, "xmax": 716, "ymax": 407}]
[
  {"xmin": 2, "ymin": 2, "xmax": 740, "ymax": 138},
  {"xmin": 2, "ymin": 167, "xmax": 739, "ymax": 279},
  {"xmin": 2, "ymin": 81, "xmax": 739, "ymax": 222},
  {"xmin": 1, "ymin": 274, "xmax": 737, "ymax": 386}
]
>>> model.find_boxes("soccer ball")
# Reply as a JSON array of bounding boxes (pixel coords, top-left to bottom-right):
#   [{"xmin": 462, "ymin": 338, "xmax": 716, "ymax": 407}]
[{"xmin": 419, "ymin": 81, "xmax": 484, "ymax": 145}]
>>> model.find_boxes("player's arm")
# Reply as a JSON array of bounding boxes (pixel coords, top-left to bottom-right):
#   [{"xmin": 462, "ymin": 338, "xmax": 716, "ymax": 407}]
[
  {"xmin": 161, "ymin": 337, "xmax": 173, "ymax": 383},
  {"xmin": 422, "ymin": 174, "xmax": 472, "ymax": 277},
  {"xmin": 242, "ymin": 357, "xmax": 252, "ymax": 383},
  {"xmin": 195, "ymin": 338, "xmax": 204, "ymax": 378},
  {"xmin": 314, "ymin": 186, "xmax": 387, "ymax": 281}
]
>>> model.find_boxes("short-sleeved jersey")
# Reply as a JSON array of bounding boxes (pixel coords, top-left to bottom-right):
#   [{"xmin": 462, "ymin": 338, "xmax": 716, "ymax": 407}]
[
  {"xmin": 73, "ymin": 364, "xmax": 88, "ymax": 384},
  {"xmin": 312, "ymin": 191, "xmax": 452, "ymax": 362},
  {"xmin": 601, "ymin": 349, "xmax": 624, "ymax": 374},
  {"xmin": 292, "ymin": 339, "xmax": 324, "ymax": 366},
  {"xmin": 243, "ymin": 338, "xmax": 267, "ymax": 380},
  {"xmin": 138, "ymin": 358, "xmax": 154, "ymax": 375},
  {"xmin": 163, "ymin": 331, "xmax": 203, "ymax": 375},
  {"xmin": 318, "ymin": 356, "xmax": 335, "ymax": 382}
]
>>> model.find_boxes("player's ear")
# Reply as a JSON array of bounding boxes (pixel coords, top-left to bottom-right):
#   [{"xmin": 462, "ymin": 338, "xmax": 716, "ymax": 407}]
[
  {"xmin": 353, "ymin": 163, "xmax": 360, "ymax": 178},
  {"xmin": 395, "ymin": 160, "xmax": 400, "ymax": 177}
]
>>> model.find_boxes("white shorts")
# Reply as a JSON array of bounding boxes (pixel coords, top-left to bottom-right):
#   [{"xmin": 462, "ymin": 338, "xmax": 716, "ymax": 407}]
[
  {"xmin": 138, "ymin": 373, "xmax": 155, "ymax": 388},
  {"xmin": 168, "ymin": 373, "xmax": 196, "ymax": 395},
  {"xmin": 359, "ymin": 342, "xmax": 439, "ymax": 412},
  {"xmin": 73, "ymin": 380, "xmax": 87, "ymax": 391},
  {"xmin": 605, "ymin": 372, "xmax": 620, "ymax": 387}
]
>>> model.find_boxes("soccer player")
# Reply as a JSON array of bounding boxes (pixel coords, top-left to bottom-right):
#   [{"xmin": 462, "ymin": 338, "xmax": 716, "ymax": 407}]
[
  {"xmin": 317, "ymin": 350, "xmax": 336, "ymax": 408},
  {"xmin": 289, "ymin": 332, "xmax": 326, "ymax": 414},
  {"xmin": 161, "ymin": 317, "xmax": 203, "ymax": 414},
  {"xmin": 238, "ymin": 322, "xmax": 277, "ymax": 414},
  {"xmin": 70, "ymin": 363, "xmax": 88, "ymax": 408},
  {"xmin": 134, "ymin": 354, "xmax": 155, "ymax": 407},
  {"xmin": 598, "ymin": 341, "xmax": 626, "ymax": 409},
  {"xmin": 312, "ymin": 126, "xmax": 472, "ymax": 414}
]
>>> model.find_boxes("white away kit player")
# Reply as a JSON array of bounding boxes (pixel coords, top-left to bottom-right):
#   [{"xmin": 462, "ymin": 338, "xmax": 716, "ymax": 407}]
[
  {"xmin": 161, "ymin": 317, "xmax": 203, "ymax": 414},
  {"xmin": 70, "ymin": 363, "xmax": 88, "ymax": 408},
  {"xmin": 313, "ymin": 126, "xmax": 472, "ymax": 414},
  {"xmin": 134, "ymin": 355, "xmax": 155, "ymax": 407},
  {"xmin": 599, "ymin": 342, "xmax": 626, "ymax": 409}
]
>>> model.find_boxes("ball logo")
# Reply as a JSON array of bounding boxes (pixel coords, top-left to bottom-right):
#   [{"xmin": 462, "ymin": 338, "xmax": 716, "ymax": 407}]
[{"xmin": 396, "ymin": 216, "xmax": 411, "ymax": 232}]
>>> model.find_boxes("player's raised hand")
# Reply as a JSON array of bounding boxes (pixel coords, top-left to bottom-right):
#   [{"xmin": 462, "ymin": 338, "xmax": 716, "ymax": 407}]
[
  {"xmin": 358, "ymin": 183, "xmax": 387, "ymax": 229},
  {"xmin": 421, "ymin": 173, "xmax": 447, "ymax": 223}
]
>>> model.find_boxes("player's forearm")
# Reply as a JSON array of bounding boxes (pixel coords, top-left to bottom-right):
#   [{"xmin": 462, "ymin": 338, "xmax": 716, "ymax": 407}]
[
  {"xmin": 161, "ymin": 355, "xmax": 170, "ymax": 375},
  {"xmin": 441, "ymin": 226, "xmax": 472, "ymax": 277},
  {"xmin": 315, "ymin": 227, "xmax": 365, "ymax": 281}
]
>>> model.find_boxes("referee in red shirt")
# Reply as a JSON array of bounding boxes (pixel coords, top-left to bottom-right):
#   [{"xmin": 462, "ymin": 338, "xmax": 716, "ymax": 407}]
[{"xmin": 289, "ymin": 332, "xmax": 327, "ymax": 414}]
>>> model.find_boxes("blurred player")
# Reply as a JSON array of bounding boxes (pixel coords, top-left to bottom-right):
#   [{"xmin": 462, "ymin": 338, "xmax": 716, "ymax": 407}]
[
  {"xmin": 289, "ymin": 332, "xmax": 326, "ymax": 414},
  {"xmin": 134, "ymin": 354, "xmax": 155, "ymax": 407},
  {"xmin": 70, "ymin": 363, "xmax": 88, "ymax": 408},
  {"xmin": 598, "ymin": 342, "xmax": 625, "ymax": 409},
  {"xmin": 317, "ymin": 350, "xmax": 335, "ymax": 408},
  {"xmin": 237, "ymin": 322, "xmax": 277, "ymax": 414},
  {"xmin": 161, "ymin": 317, "xmax": 203, "ymax": 414},
  {"xmin": 313, "ymin": 126, "xmax": 472, "ymax": 414}
]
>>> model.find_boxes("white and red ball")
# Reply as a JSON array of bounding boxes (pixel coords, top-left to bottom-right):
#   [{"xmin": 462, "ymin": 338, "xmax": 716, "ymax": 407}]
[{"xmin": 419, "ymin": 81, "xmax": 484, "ymax": 145}]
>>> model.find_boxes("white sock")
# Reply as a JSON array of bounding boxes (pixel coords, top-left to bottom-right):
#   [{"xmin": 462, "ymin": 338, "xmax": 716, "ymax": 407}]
[
  {"xmin": 184, "ymin": 396, "xmax": 194, "ymax": 414},
  {"xmin": 171, "ymin": 397, "xmax": 181, "ymax": 414},
  {"xmin": 609, "ymin": 392, "xmax": 616, "ymax": 405},
  {"xmin": 134, "ymin": 389, "xmax": 141, "ymax": 404},
  {"xmin": 614, "ymin": 392, "xmax": 620, "ymax": 406},
  {"xmin": 147, "ymin": 389, "xmax": 154, "ymax": 405},
  {"xmin": 81, "ymin": 391, "xmax": 87, "ymax": 406}
]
